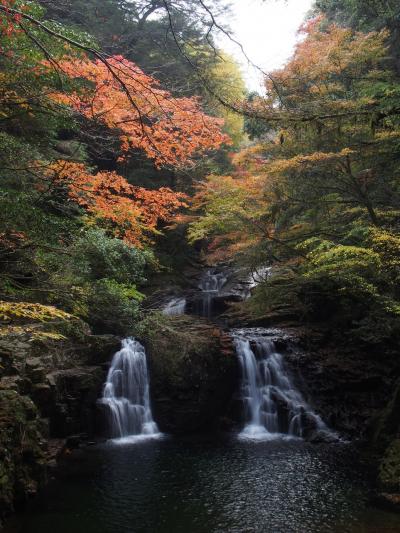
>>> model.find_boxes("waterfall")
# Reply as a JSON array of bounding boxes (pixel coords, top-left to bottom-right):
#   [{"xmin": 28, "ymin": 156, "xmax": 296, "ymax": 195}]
[
  {"xmin": 163, "ymin": 297, "xmax": 186, "ymax": 316},
  {"xmin": 196, "ymin": 269, "xmax": 227, "ymax": 318},
  {"xmin": 234, "ymin": 331, "xmax": 330, "ymax": 440},
  {"xmin": 101, "ymin": 338, "xmax": 160, "ymax": 442}
]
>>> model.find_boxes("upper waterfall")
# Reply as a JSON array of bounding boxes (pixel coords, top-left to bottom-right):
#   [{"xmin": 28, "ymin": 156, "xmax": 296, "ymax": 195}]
[
  {"xmin": 100, "ymin": 338, "xmax": 160, "ymax": 443},
  {"xmin": 163, "ymin": 297, "xmax": 186, "ymax": 316},
  {"xmin": 195, "ymin": 269, "xmax": 227, "ymax": 318}
]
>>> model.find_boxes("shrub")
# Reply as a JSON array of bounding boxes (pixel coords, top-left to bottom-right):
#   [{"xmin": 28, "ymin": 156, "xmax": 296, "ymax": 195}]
[{"xmin": 86, "ymin": 279, "xmax": 143, "ymax": 335}]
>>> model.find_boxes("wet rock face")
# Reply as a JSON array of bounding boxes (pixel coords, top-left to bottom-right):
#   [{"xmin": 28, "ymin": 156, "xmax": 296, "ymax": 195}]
[
  {"xmin": 143, "ymin": 316, "xmax": 240, "ymax": 434},
  {"xmin": 0, "ymin": 390, "xmax": 46, "ymax": 521},
  {"xmin": 0, "ymin": 326, "xmax": 120, "ymax": 523},
  {"xmin": 254, "ymin": 326, "xmax": 400, "ymax": 441},
  {"xmin": 379, "ymin": 439, "xmax": 400, "ymax": 493}
]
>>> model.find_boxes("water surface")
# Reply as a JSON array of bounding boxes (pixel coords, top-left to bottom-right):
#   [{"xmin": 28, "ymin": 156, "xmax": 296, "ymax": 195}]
[{"xmin": 6, "ymin": 436, "xmax": 400, "ymax": 533}]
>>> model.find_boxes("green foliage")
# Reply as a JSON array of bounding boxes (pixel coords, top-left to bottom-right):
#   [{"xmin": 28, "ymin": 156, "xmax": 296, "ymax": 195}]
[
  {"xmin": 303, "ymin": 243, "xmax": 382, "ymax": 280},
  {"xmin": 86, "ymin": 279, "xmax": 143, "ymax": 335},
  {"xmin": 202, "ymin": 53, "xmax": 247, "ymax": 147},
  {"xmin": 34, "ymin": 229, "xmax": 151, "ymax": 333},
  {"xmin": 315, "ymin": 0, "xmax": 400, "ymax": 32},
  {"xmin": 68, "ymin": 229, "xmax": 152, "ymax": 286},
  {"xmin": 247, "ymin": 226, "xmax": 400, "ymax": 344}
]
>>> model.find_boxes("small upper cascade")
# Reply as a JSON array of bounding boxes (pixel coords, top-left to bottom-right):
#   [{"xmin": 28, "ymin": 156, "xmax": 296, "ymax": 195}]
[
  {"xmin": 195, "ymin": 269, "xmax": 227, "ymax": 318},
  {"xmin": 234, "ymin": 330, "xmax": 331, "ymax": 441},
  {"xmin": 247, "ymin": 266, "xmax": 272, "ymax": 289},
  {"xmin": 244, "ymin": 266, "xmax": 272, "ymax": 299},
  {"xmin": 163, "ymin": 297, "xmax": 186, "ymax": 316},
  {"xmin": 100, "ymin": 338, "xmax": 160, "ymax": 442}
]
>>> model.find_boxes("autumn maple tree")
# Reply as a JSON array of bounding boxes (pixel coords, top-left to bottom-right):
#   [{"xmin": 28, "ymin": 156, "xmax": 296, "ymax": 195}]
[
  {"xmin": 47, "ymin": 55, "xmax": 229, "ymax": 167},
  {"xmin": 42, "ymin": 161, "xmax": 188, "ymax": 246},
  {"xmin": 189, "ymin": 16, "xmax": 400, "ymax": 341}
]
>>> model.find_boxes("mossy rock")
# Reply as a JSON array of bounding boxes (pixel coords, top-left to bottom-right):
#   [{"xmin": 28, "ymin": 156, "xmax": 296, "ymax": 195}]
[
  {"xmin": 379, "ymin": 439, "xmax": 400, "ymax": 492},
  {"xmin": 0, "ymin": 301, "xmax": 74, "ymax": 324},
  {"xmin": 0, "ymin": 301, "xmax": 90, "ymax": 343},
  {"xmin": 140, "ymin": 314, "xmax": 239, "ymax": 433},
  {"xmin": 0, "ymin": 389, "xmax": 47, "ymax": 520}
]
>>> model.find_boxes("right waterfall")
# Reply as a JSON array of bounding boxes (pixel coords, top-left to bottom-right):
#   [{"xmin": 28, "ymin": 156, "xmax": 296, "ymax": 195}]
[{"xmin": 234, "ymin": 329, "xmax": 331, "ymax": 440}]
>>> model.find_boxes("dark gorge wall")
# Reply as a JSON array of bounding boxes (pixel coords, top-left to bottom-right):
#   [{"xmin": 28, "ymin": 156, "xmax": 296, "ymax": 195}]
[
  {"xmin": 0, "ymin": 321, "xmax": 120, "ymax": 526},
  {"xmin": 143, "ymin": 315, "xmax": 239, "ymax": 434}
]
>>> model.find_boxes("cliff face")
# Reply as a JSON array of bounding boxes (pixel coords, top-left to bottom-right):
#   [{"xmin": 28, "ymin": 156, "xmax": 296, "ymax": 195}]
[
  {"xmin": 0, "ymin": 317, "xmax": 120, "ymax": 525},
  {"xmin": 277, "ymin": 328, "xmax": 400, "ymax": 440},
  {"xmin": 143, "ymin": 315, "xmax": 240, "ymax": 434}
]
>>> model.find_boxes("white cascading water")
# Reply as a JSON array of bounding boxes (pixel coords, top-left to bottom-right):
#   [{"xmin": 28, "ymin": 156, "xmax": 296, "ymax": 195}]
[
  {"xmin": 163, "ymin": 297, "xmax": 186, "ymax": 316},
  {"xmin": 101, "ymin": 338, "xmax": 160, "ymax": 442},
  {"xmin": 234, "ymin": 331, "xmax": 329, "ymax": 440},
  {"xmin": 197, "ymin": 269, "xmax": 227, "ymax": 318}
]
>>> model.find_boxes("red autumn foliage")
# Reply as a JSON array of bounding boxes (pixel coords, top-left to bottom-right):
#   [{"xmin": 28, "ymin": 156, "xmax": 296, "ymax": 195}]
[
  {"xmin": 47, "ymin": 56, "xmax": 230, "ymax": 167},
  {"xmin": 44, "ymin": 161, "xmax": 188, "ymax": 245},
  {"xmin": 0, "ymin": 0, "xmax": 23, "ymax": 37}
]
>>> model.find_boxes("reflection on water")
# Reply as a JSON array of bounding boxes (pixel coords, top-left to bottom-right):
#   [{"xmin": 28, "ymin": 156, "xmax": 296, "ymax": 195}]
[{"xmin": 5, "ymin": 437, "xmax": 400, "ymax": 533}]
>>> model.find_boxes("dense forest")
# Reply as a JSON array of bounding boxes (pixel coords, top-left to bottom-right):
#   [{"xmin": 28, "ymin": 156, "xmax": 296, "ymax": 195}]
[
  {"xmin": 0, "ymin": 0, "xmax": 245, "ymax": 335},
  {"xmin": 0, "ymin": 0, "xmax": 399, "ymax": 342},
  {"xmin": 1, "ymin": 0, "xmax": 400, "ymax": 531}
]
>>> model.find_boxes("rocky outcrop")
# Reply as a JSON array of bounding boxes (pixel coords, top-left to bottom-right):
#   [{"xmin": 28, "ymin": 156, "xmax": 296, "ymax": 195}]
[
  {"xmin": 142, "ymin": 315, "xmax": 239, "ymax": 434},
  {"xmin": 292, "ymin": 332, "xmax": 400, "ymax": 440},
  {"xmin": 0, "ymin": 315, "xmax": 120, "ymax": 525},
  {"xmin": 0, "ymin": 390, "xmax": 46, "ymax": 522},
  {"xmin": 369, "ymin": 380, "xmax": 400, "ymax": 511}
]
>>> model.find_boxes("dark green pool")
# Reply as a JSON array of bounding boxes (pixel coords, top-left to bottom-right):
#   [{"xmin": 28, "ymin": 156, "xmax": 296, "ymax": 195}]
[{"xmin": 5, "ymin": 436, "xmax": 400, "ymax": 533}]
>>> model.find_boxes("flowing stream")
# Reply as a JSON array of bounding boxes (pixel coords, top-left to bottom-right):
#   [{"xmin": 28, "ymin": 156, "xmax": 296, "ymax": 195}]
[
  {"xmin": 234, "ymin": 329, "xmax": 331, "ymax": 440},
  {"xmin": 163, "ymin": 297, "xmax": 186, "ymax": 316},
  {"xmin": 100, "ymin": 338, "xmax": 160, "ymax": 442},
  {"xmin": 195, "ymin": 269, "xmax": 227, "ymax": 318}
]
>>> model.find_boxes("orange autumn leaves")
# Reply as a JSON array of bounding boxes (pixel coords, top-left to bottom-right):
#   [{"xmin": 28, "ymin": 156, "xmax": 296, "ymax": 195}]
[
  {"xmin": 48, "ymin": 56, "xmax": 229, "ymax": 167},
  {"xmin": 1, "ymin": 8, "xmax": 229, "ymax": 249},
  {"xmin": 40, "ymin": 56, "xmax": 229, "ymax": 245},
  {"xmin": 263, "ymin": 18, "xmax": 388, "ymax": 115},
  {"xmin": 45, "ymin": 161, "xmax": 188, "ymax": 246}
]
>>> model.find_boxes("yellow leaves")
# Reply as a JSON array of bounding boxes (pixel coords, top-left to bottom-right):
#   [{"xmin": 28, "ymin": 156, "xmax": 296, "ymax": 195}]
[
  {"xmin": 369, "ymin": 228, "xmax": 400, "ymax": 271},
  {"xmin": 375, "ymin": 131, "xmax": 400, "ymax": 141},
  {"xmin": 0, "ymin": 301, "xmax": 75, "ymax": 324},
  {"xmin": 188, "ymin": 168, "xmax": 272, "ymax": 260},
  {"xmin": 265, "ymin": 148, "xmax": 355, "ymax": 174}
]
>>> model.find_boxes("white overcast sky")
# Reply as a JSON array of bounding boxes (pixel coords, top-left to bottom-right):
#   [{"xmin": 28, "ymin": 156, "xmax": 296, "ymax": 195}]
[{"xmin": 219, "ymin": 0, "xmax": 315, "ymax": 92}]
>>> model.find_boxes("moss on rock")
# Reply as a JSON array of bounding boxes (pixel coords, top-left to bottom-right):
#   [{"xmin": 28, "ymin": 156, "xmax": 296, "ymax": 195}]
[
  {"xmin": 140, "ymin": 313, "xmax": 239, "ymax": 433},
  {"xmin": 0, "ymin": 389, "xmax": 47, "ymax": 522},
  {"xmin": 379, "ymin": 439, "xmax": 400, "ymax": 492}
]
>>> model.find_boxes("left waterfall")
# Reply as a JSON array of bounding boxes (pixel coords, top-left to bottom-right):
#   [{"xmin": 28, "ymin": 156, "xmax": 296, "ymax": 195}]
[{"xmin": 101, "ymin": 338, "xmax": 160, "ymax": 442}]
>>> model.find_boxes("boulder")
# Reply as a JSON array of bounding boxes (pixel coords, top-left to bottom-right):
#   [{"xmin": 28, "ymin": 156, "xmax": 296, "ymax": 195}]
[{"xmin": 143, "ymin": 315, "xmax": 239, "ymax": 434}]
